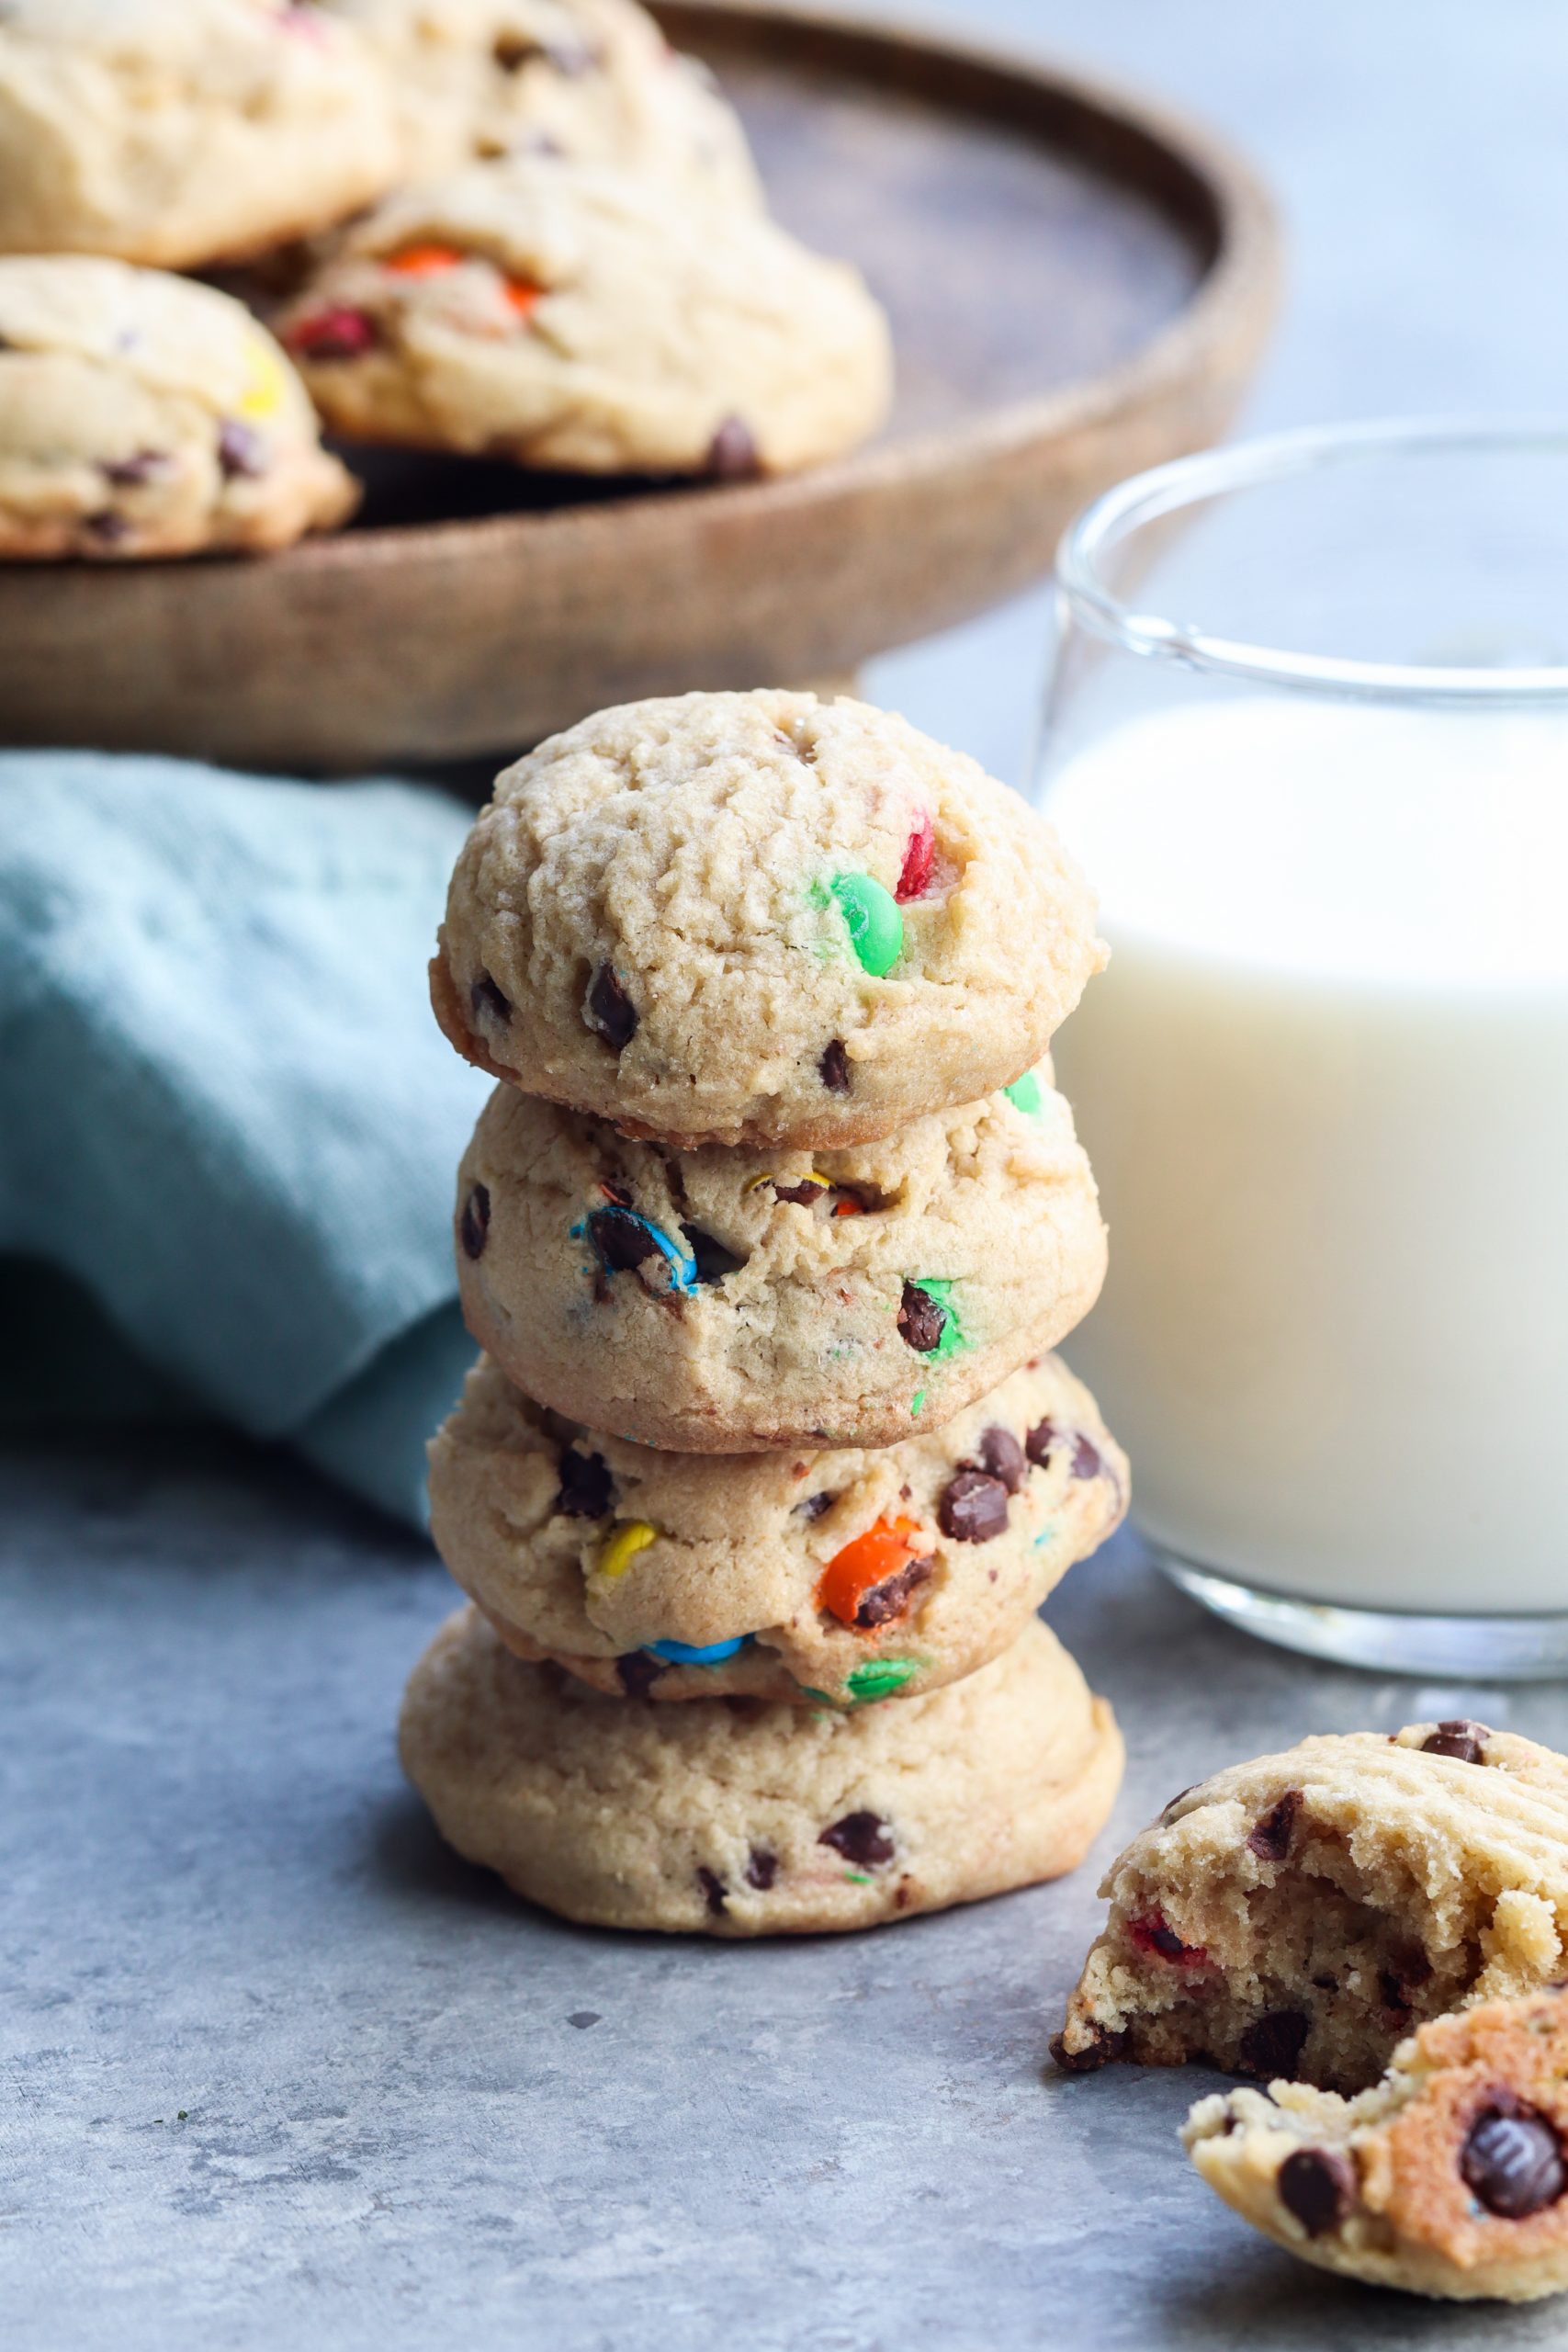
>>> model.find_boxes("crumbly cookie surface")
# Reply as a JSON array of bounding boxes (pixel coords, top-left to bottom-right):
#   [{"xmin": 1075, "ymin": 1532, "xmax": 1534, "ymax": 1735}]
[
  {"xmin": 0, "ymin": 0, "xmax": 400, "ymax": 268},
  {"xmin": 1053, "ymin": 1720, "xmax": 1568, "ymax": 2094},
  {"xmin": 400, "ymin": 1606, "xmax": 1123, "ymax": 1933},
  {"xmin": 428, "ymin": 1351, "xmax": 1126, "ymax": 1705},
  {"xmin": 453, "ymin": 1070, "xmax": 1106, "ymax": 1450},
  {"xmin": 323, "ymin": 0, "xmax": 760, "ymax": 201},
  {"xmin": 433, "ymin": 691, "xmax": 1105, "ymax": 1147},
  {"xmin": 0, "ymin": 257, "xmax": 357, "ymax": 557},
  {"xmin": 278, "ymin": 153, "xmax": 888, "ymax": 475},
  {"xmin": 1185, "ymin": 1991, "xmax": 1568, "ymax": 2302}
]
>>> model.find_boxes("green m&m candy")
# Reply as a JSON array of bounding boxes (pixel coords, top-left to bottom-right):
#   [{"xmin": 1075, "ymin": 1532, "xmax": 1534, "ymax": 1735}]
[
  {"xmin": 1003, "ymin": 1069, "xmax": 1044, "ymax": 1117},
  {"xmin": 827, "ymin": 870, "xmax": 903, "ymax": 977}
]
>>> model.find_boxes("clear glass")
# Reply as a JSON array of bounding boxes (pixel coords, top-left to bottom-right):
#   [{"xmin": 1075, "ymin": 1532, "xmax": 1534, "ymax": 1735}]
[{"xmin": 1035, "ymin": 421, "xmax": 1568, "ymax": 1678}]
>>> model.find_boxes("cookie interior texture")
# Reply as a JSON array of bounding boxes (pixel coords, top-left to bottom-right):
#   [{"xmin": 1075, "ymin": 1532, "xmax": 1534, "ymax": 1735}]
[
  {"xmin": 1184, "ymin": 1990, "xmax": 1568, "ymax": 2303},
  {"xmin": 451, "ymin": 1070, "xmax": 1107, "ymax": 1451},
  {"xmin": 1053, "ymin": 1721, "xmax": 1568, "ymax": 2094},
  {"xmin": 427, "ymin": 1349, "xmax": 1127, "ymax": 1706},
  {"xmin": 399, "ymin": 1606, "xmax": 1123, "ymax": 1935}
]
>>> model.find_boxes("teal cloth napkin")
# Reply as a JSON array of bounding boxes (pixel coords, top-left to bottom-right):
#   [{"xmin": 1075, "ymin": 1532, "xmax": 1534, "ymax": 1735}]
[{"xmin": 0, "ymin": 752, "xmax": 491, "ymax": 1525}]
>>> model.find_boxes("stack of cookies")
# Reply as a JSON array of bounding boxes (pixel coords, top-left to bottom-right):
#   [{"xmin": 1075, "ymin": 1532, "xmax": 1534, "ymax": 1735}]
[{"xmin": 400, "ymin": 685, "xmax": 1129, "ymax": 1936}]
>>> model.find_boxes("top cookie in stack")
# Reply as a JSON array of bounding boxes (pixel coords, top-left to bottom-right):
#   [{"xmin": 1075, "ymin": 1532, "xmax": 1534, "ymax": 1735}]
[{"xmin": 434, "ymin": 687, "xmax": 1105, "ymax": 1149}]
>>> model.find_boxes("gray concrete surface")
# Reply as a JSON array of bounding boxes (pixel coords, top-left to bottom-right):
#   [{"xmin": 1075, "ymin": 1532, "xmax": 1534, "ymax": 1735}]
[
  {"xmin": 9, "ymin": 4, "xmax": 1568, "ymax": 2346},
  {"xmin": 9, "ymin": 1433, "xmax": 1568, "ymax": 2352}
]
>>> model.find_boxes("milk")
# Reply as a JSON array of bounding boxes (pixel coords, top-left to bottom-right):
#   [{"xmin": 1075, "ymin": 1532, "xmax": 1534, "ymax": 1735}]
[{"xmin": 1046, "ymin": 695, "xmax": 1568, "ymax": 1615}]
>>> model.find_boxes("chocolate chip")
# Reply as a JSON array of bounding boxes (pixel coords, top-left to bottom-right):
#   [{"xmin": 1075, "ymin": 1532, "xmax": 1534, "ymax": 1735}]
[
  {"xmin": 1071, "ymin": 1433, "xmax": 1103, "ymax": 1479},
  {"xmin": 469, "ymin": 971, "xmax": 512, "ymax": 1025},
  {"xmin": 217, "ymin": 419, "xmax": 268, "ymax": 479},
  {"xmin": 1278, "ymin": 2148, "xmax": 1355, "ymax": 2236},
  {"xmin": 586, "ymin": 1206, "xmax": 657, "ymax": 1273},
  {"xmin": 796, "ymin": 1491, "xmax": 836, "ymax": 1521},
  {"xmin": 100, "ymin": 448, "xmax": 171, "ymax": 486},
  {"xmin": 567, "ymin": 2010, "xmax": 599, "ymax": 2029},
  {"xmin": 556, "ymin": 1445, "xmax": 612, "ymax": 1520},
  {"xmin": 897, "ymin": 1282, "xmax": 947, "ymax": 1354},
  {"xmin": 773, "ymin": 1180, "xmax": 827, "ymax": 1207},
  {"xmin": 1024, "ymin": 1417, "xmax": 1057, "ymax": 1469},
  {"xmin": 586, "ymin": 963, "xmax": 637, "ymax": 1052},
  {"xmin": 1422, "ymin": 1718, "xmax": 1490, "ymax": 1765},
  {"xmin": 976, "ymin": 1426, "xmax": 1026, "ymax": 1492},
  {"xmin": 615, "ymin": 1651, "xmax": 662, "ymax": 1699},
  {"xmin": 1131, "ymin": 1913, "xmax": 1206, "ymax": 1964},
  {"xmin": 1247, "ymin": 1791, "xmax": 1301, "ymax": 1863},
  {"xmin": 818, "ymin": 1039, "xmax": 851, "ymax": 1092},
  {"xmin": 744, "ymin": 1847, "xmax": 778, "ymax": 1891},
  {"xmin": 491, "ymin": 28, "xmax": 541, "ymax": 68},
  {"xmin": 1378, "ymin": 1968, "xmax": 1413, "ymax": 2023},
  {"xmin": 853, "ymin": 1555, "xmax": 934, "ymax": 1629},
  {"xmin": 707, "ymin": 414, "xmax": 759, "ymax": 479},
  {"xmin": 1050, "ymin": 2024, "xmax": 1130, "ymax": 2074},
  {"xmin": 681, "ymin": 1225, "xmax": 744, "ymax": 1283},
  {"xmin": 1237, "ymin": 2010, "xmax": 1310, "ymax": 2080},
  {"xmin": 1162, "ymin": 1783, "xmax": 1199, "ymax": 1820},
  {"xmin": 939, "ymin": 1469, "xmax": 1010, "ymax": 1544},
  {"xmin": 818, "ymin": 1811, "xmax": 894, "ymax": 1868},
  {"xmin": 695, "ymin": 1866, "xmax": 728, "ymax": 1917},
  {"xmin": 85, "ymin": 510, "xmax": 130, "ymax": 543},
  {"xmin": 1461, "ymin": 2095, "xmax": 1568, "ymax": 2219},
  {"xmin": 459, "ymin": 1182, "xmax": 491, "ymax": 1260}
]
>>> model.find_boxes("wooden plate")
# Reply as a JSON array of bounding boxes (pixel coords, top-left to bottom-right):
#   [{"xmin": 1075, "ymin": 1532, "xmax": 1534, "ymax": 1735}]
[{"xmin": 0, "ymin": 3, "xmax": 1280, "ymax": 773}]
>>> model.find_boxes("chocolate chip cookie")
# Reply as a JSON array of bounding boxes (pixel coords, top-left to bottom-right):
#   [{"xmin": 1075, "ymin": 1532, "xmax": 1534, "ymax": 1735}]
[
  {"xmin": 433, "ymin": 690, "xmax": 1105, "ymax": 1148},
  {"xmin": 1053, "ymin": 1720, "xmax": 1568, "ymax": 2094},
  {"xmin": 0, "ymin": 1, "xmax": 400, "ymax": 268},
  {"xmin": 278, "ymin": 153, "xmax": 888, "ymax": 476},
  {"xmin": 427, "ymin": 1350, "xmax": 1126, "ymax": 1706},
  {"xmin": 323, "ymin": 0, "xmax": 761, "ymax": 201},
  {"xmin": 0, "ymin": 257, "xmax": 357, "ymax": 557},
  {"xmin": 400, "ymin": 1604, "xmax": 1123, "ymax": 1933},
  {"xmin": 452, "ymin": 1068, "xmax": 1105, "ymax": 1450},
  {"xmin": 1186, "ymin": 1989, "xmax": 1568, "ymax": 2302}
]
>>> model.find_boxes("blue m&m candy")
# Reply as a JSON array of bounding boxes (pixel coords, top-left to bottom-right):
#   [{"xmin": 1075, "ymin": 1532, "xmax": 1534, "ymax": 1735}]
[{"xmin": 647, "ymin": 1634, "xmax": 752, "ymax": 1667}]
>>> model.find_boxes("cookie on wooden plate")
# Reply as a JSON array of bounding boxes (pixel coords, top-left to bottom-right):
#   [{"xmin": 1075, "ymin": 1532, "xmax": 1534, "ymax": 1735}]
[
  {"xmin": 0, "ymin": 0, "xmax": 400, "ymax": 268},
  {"xmin": 323, "ymin": 0, "xmax": 761, "ymax": 202},
  {"xmin": 0, "ymin": 258, "xmax": 357, "ymax": 557},
  {"xmin": 277, "ymin": 153, "xmax": 889, "ymax": 476}
]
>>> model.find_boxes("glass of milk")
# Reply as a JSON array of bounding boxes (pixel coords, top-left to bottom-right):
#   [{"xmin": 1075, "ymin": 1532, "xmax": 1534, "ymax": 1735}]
[{"xmin": 1037, "ymin": 421, "xmax": 1568, "ymax": 1677}]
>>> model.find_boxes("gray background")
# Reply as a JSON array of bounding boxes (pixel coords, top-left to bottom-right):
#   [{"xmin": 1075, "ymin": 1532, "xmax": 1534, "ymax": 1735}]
[{"xmin": 8, "ymin": 5, "xmax": 1568, "ymax": 2347}]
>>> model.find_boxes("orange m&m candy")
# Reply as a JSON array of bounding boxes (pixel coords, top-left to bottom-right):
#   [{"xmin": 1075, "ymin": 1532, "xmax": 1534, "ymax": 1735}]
[{"xmin": 816, "ymin": 1515, "xmax": 935, "ymax": 1631}]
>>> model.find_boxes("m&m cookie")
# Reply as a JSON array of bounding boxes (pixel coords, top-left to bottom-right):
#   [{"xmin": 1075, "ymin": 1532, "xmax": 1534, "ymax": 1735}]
[
  {"xmin": 279, "ymin": 156, "xmax": 889, "ymax": 476},
  {"xmin": 426, "ymin": 1351, "xmax": 1127, "ymax": 1707},
  {"xmin": 431, "ymin": 690, "xmax": 1105, "ymax": 1148},
  {"xmin": 400, "ymin": 1606, "xmax": 1123, "ymax": 1934},
  {"xmin": 0, "ymin": 259, "xmax": 357, "ymax": 558},
  {"xmin": 452, "ymin": 1068, "xmax": 1106, "ymax": 1450}
]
